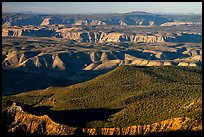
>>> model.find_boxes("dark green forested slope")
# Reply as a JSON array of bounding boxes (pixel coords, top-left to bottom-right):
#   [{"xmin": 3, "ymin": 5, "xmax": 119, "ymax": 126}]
[{"xmin": 2, "ymin": 65, "xmax": 202, "ymax": 128}]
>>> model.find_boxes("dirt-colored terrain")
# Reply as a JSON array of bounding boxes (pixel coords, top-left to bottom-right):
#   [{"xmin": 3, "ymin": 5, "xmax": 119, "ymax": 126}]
[
  {"xmin": 2, "ymin": 12, "xmax": 202, "ymax": 136},
  {"xmin": 3, "ymin": 103, "xmax": 202, "ymax": 135},
  {"xmin": 2, "ymin": 35, "xmax": 202, "ymax": 95}
]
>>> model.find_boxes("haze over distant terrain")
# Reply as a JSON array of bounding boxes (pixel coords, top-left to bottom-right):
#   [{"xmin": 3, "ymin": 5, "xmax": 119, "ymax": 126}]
[{"xmin": 2, "ymin": 2, "xmax": 202, "ymax": 14}]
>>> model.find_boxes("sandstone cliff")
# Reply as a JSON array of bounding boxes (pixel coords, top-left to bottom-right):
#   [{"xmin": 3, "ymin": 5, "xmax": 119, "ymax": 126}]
[
  {"xmin": 2, "ymin": 28, "xmax": 23, "ymax": 36},
  {"xmin": 3, "ymin": 103, "xmax": 202, "ymax": 135},
  {"xmin": 2, "ymin": 28, "xmax": 56, "ymax": 37},
  {"xmin": 3, "ymin": 26, "xmax": 202, "ymax": 43},
  {"xmin": 3, "ymin": 103, "xmax": 75, "ymax": 135},
  {"xmin": 40, "ymin": 18, "xmax": 51, "ymax": 26},
  {"xmin": 58, "ymin": 31, "xmax": 165, "ymax": 43}
]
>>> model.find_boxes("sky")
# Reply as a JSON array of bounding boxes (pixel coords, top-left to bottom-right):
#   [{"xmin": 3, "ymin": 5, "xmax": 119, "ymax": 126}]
[{"xmin": 2, "ymin": 2, "xmax": 202, "ymax": 14}]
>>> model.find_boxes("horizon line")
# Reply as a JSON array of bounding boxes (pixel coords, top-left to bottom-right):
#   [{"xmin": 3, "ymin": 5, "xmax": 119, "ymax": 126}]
[{"xmin": 2, "ymin": 10, "xmax": 202, "ymax": 15}]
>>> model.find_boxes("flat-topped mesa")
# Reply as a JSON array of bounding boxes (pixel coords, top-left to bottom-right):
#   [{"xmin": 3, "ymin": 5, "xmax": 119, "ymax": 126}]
[{"xmin": 3, "ymin": 103, "xmax": 202, "ymax": 135}]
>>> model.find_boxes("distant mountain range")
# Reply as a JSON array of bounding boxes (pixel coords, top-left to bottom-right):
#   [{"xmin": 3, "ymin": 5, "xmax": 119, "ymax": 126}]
[
  {"xmin": 3, "ymin": 10, "xmax": 202, "ymax": 15},
  {"xmin": 2, "ymin": 11, "xmax": 202, "ymax": 26}
]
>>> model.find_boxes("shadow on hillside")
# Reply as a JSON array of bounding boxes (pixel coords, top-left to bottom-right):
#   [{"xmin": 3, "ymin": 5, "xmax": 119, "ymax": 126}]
[
  {"xmin": 18, "ymin": 103, "xmax": 123, "ymax": 127},
  {"xmin": 165, "ymin": 33, "xmax": 202, "ymax": 43},
  {"xmin": 2, "ymin": 68, "xmax": 112, "ymax": 96},
  {"xmin": 2, "ymin": 69, "xmax": 73, "ymax": 96},
  {"xmin": 175, "ymin": 66, "xmax": 202, "ymax": 74}
]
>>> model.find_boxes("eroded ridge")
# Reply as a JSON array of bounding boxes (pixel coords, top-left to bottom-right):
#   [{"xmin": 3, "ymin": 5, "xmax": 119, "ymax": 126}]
[{"xmin": 3, "ymin": 103, "xmax": 202, "ymax": 135}]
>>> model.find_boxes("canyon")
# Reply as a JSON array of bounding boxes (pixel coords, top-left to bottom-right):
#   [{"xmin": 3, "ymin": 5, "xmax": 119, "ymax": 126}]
[
  {"xmin": 2, "ymin": 36, "xmax": 202, "ymax": 95},
  {"xmin": 2, "ymin": 11, "xmax": 202, "ymax": 136},
  {"xmin": 2, "ymin": 25, "xmax": 202, "ymax": 43}
]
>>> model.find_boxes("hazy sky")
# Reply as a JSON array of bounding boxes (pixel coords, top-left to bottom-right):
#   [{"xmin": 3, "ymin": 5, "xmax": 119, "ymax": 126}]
[{"xmin": 2, "ymin": 2, "xmax": 202, "ymax": 14}]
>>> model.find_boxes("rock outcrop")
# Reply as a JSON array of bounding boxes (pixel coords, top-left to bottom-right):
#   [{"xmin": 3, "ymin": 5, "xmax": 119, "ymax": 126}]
[
  {"xmin": 2, "ymin": 28, "xmax": 23, "ymax": 36},
  {"xmin": 82, "ymin": 117, "xmax": 202, "ymax": 135},
  {"xmin": 3, "ymin": 103, "xmax": 202, "ymax": 135},
  {"xmin": 3, "ymin": 26, "xmax": 202, "ymax": 43},
  {"xmin": 3, "ymin": 103, "xmax": 75, "ymax": 135},
  {"xmin": 58, "ymin": 31, "xmax": 165, "ymax": 43},
  {"xmin": 119, "ymin": 20, "xmax": 127, "ymax": 26},
  {"xmin": 40, "ymin": 18, "xmax": 51, "ymax": 26},
  {"xmin": 74, "ymin": 20, "xmax": 89, "ymax": 26},
  {"xmin": 2, "ymin": 28, "xmax": 56, "ymax": 37},
  {"xmin": 90, "ymin": 20, "xmax": 107, "ymax": 25}
]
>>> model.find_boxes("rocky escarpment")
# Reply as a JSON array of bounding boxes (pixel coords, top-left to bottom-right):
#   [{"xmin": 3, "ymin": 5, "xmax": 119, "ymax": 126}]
[
  {"xmin": 2, "ymin": 103, "xmax": 75, "ymax": 135},
  {"xmin": 2, "ymin": 28, "xmax": 23, "ymax": 36},
  {"xmin": 98, "ymin": 33, "xmax": 165, "ymax": 43},
  {"xmin": 3, "ymin": 27, "xmax": 202, "ymax": 43},
  {"xmin": 2, "ymin": 27, "xmax": 165, "ymax": 43},
  {"xmin": 2, "ymin": 103, "xmax": 202, "ymax": 135},
  {"xmin": 56, "ymin": 30, "xmax": 166, "ymax": 43},
  {"xmin": 2, "ymin": 27, "xmax": 56, "ymax": 37}
]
